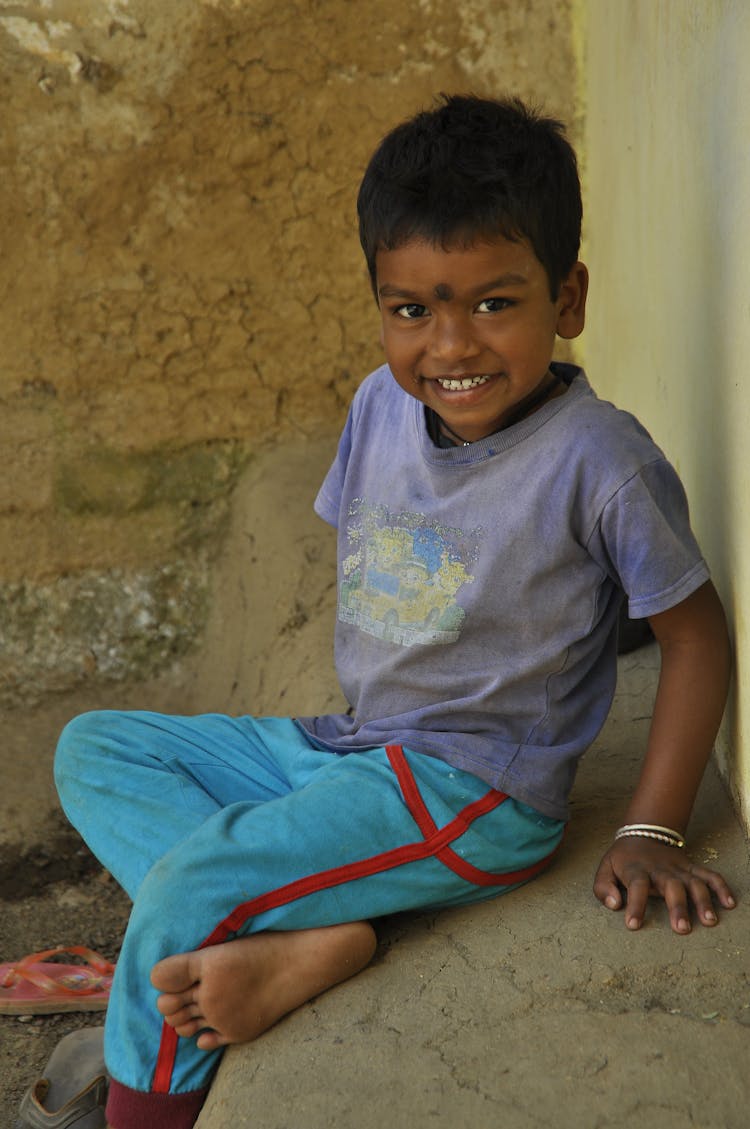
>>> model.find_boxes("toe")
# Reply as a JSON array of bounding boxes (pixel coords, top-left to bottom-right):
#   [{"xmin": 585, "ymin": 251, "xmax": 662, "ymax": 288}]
[
  {"xmin": 157, "ymin": 995, "xmax": 200, "ymax": 1024},
  {"xmin": 196, "ymin": 1029, "xmax": 229, "ymax": 1051},
  {"xmin": 151, "ymin": 952, "xmax": 199, "ymax": 993},
  {"xmin": 173, "ymin": 1016, "xmax": 210, "ymax": 1039}
]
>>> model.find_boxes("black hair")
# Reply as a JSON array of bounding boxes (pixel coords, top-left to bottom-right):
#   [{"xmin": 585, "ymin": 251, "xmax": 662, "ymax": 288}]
[{"xmin": 357, "ymin": 94, "xmax": 582, "ymax": 299}]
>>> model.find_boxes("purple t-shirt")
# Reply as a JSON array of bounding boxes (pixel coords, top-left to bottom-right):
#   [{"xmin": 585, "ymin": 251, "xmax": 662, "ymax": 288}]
[{"xmin": 297, "ymin": 364, "xmax": 709, "ymax": 819}]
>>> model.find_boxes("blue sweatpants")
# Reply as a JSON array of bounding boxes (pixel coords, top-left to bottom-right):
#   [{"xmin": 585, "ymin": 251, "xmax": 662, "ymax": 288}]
[{"xmin": 55, "ymin": 710, "xmax": 564, "ymax": 1129}]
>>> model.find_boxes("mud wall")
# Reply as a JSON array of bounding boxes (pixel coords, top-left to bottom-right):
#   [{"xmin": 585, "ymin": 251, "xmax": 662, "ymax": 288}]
[{"xmin": 0, "ymin": 0, "xmax": 577, "ymax": 705}]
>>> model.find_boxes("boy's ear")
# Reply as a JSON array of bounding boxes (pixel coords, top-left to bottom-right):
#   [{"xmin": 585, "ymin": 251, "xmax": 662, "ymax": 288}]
[{"xmin": 556, "ymin": 261, "xmax": 589, "ymax": 339}]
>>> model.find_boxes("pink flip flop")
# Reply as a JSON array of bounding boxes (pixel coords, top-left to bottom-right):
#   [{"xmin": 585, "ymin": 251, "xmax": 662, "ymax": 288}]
[{"xmin": 0, "ymin": 946, "xmax": 115, "ymax": 1015}]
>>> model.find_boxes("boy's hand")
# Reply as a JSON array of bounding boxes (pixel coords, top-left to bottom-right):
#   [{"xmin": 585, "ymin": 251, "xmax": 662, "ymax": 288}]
[{"xmin": 593, "ymin": 836, "xmax": 736, "ymax": 934}]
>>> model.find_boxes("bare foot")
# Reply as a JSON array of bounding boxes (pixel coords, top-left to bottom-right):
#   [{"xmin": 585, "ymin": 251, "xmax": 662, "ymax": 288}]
[{"xmin": 150, "ymin": 921, "xmax": 377, "ymax": 1051}]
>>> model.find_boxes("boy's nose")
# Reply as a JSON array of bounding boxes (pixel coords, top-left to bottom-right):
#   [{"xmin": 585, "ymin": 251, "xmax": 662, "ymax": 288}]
[{"xmin": 428, "ymin": 314, "xmax": 481, "ymax": 364}]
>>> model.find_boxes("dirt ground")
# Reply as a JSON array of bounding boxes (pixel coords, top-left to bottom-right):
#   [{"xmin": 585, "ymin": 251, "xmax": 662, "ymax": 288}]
[
  {"xmin": 0, "ymin": 690, "xmax": 132, "ymax": 1127},
  {"xmin": 0, "ymin": 842, "xmax": 127, "ymax": 1126}
]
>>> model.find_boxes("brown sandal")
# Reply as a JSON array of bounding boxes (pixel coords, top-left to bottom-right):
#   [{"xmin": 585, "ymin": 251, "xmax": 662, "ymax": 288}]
[{"xmin": 16, "ymin": 1026, "xmax": 107, "ymax": 1128}]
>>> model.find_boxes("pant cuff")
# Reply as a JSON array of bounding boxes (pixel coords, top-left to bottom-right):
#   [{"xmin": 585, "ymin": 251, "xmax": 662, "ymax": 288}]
[{"xmin": 106, "ymin": 1079, "xmax": 209, "ymax": 1129}]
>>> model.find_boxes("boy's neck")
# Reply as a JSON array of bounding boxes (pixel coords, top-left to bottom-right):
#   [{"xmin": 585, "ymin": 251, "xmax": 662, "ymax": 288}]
[{"xmin": 428, "ymin": 367, "xmax": 566, "ymax": 448}]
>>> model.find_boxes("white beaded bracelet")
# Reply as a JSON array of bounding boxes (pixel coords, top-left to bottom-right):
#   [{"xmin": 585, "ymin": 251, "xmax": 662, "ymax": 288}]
[{"xmin": 614, "ymin": 823, "xmax": 685, "ymax": 849}]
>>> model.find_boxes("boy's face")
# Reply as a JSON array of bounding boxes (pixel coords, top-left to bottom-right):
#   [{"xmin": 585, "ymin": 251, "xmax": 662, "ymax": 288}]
[{"xmin": 375, "ymin": 236, "xmax": 588, "ymax": 444}]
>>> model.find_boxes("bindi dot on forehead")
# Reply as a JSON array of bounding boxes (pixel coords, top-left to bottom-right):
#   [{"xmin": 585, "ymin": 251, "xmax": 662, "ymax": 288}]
[{"xmin": 433, "ymin": 283, "xmax": 454, "ymax": 302}]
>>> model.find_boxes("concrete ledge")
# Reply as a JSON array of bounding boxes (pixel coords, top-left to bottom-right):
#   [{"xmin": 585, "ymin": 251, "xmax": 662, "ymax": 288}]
[{"xmin": 196, "ymin": 648, "xmax": 750, "ymax": 1128}]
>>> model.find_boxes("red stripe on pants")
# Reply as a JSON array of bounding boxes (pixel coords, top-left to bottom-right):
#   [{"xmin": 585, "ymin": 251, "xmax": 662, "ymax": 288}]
[{"xmin": 152, "ymin": 745, "xmax": 559, "ymax": 1093}]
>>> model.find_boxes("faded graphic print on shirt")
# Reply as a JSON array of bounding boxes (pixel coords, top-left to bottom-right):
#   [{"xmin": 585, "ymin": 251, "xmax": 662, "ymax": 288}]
[{"xmin": 338, "ymin": 498, "xmax": 482, "ymax": 646}]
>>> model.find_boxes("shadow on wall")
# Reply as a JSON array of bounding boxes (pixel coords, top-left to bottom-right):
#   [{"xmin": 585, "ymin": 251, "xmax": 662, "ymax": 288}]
[{"xmin": 163, "ymin": 433, "xmax": 349, "ymax": 721}]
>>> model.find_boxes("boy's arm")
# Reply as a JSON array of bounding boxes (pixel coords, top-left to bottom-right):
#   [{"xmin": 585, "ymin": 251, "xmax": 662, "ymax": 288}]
[{"xmin": 593, "ymin": 580, "xmax": 736, "ymax": 933}]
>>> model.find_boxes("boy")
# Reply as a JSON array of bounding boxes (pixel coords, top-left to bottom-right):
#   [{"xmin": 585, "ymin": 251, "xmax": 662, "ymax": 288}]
[{"xmin": 51, "ymin": 95, "xmax": 734, "ymax": 1128}]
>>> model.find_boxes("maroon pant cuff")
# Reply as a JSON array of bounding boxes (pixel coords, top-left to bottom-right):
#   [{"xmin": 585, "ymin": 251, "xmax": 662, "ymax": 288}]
[{"xmin": 106, "ymin": 1079, "xmax": 209, "ymax": 1129}]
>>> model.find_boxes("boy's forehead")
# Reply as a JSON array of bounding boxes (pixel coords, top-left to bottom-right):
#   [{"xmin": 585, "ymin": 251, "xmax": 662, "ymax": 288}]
[{"xmin": 375, "ymin": 235, "xmax": 542, "ymax": 293}]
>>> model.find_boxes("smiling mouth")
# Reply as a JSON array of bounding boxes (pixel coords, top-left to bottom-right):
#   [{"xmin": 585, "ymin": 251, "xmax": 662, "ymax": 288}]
[{"xmin": 433, "ymin": 374, "xmax": 494, "ymax": 391}]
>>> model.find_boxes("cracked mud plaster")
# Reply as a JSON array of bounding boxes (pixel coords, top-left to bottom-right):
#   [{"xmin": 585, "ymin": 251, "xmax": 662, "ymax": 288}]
[{"xmin": 0, "ymin": 0, "xmax": 576, "ymax": 700}]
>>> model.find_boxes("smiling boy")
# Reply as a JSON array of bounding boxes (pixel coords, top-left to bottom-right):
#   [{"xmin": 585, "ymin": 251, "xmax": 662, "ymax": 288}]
[
  {"xmin": 51, "ymin": 95, "xmax": 734, "ymax": 1129},
  {"xmin": 376, "ymin": 237, "xmax": 587, "ymax": 442}
]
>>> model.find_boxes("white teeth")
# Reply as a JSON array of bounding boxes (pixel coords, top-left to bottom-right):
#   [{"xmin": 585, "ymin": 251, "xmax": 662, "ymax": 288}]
[{"xmin": 436, "ymin": 374, "xmax": 492, "ymax": 391}]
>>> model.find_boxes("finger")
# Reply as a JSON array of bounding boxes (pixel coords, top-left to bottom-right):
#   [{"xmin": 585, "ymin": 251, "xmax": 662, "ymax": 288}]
[
  {"xmin": 679, "ymin": 867, "xmax": 720, "ymax": 927},
  {"xmin": 686, "ymin": 865, "xmax": 737, "ymax": 911},
  {"xmin": 623, "ymin": 874, "xmax": 652, "ymax": 930},
  {"xmin": 688, "ymin": 879, "xmax": 718, "ymax": 927},
  {"xmin": 657, "ymin": 875, "xmax": 693, "ymax": 934},
  {"xmin": 592, "ymin": 858, "xmax": 624, "ymax": 911},
  {"xmin": 685, "ymin": 870, "xmax": 738, "ymax": 926}
]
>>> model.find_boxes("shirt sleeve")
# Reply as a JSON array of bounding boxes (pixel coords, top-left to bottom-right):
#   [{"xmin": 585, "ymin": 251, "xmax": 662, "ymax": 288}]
[
  {"xmin": 313, "ymin": 406, "xmax": 354, "ymax": 529},
  {"xmin": 587, "ymin": 458, "xmax": 710, "ymax": 618}
]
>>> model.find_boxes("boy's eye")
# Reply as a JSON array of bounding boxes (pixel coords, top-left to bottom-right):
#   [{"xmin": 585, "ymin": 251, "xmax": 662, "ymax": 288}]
[
  {"xmin": 476, "ymin": 297, "xmax": 511, "ymax": 313},
  {"xmin": 394, "ymin": 303, "xmax": 428, "ymax": 320}
]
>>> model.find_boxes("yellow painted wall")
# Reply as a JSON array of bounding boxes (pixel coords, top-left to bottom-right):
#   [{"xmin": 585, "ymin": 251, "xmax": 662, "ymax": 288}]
[{"xmin": 580, "ymin": 0, "xmax": 750, "ymax": 827}]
